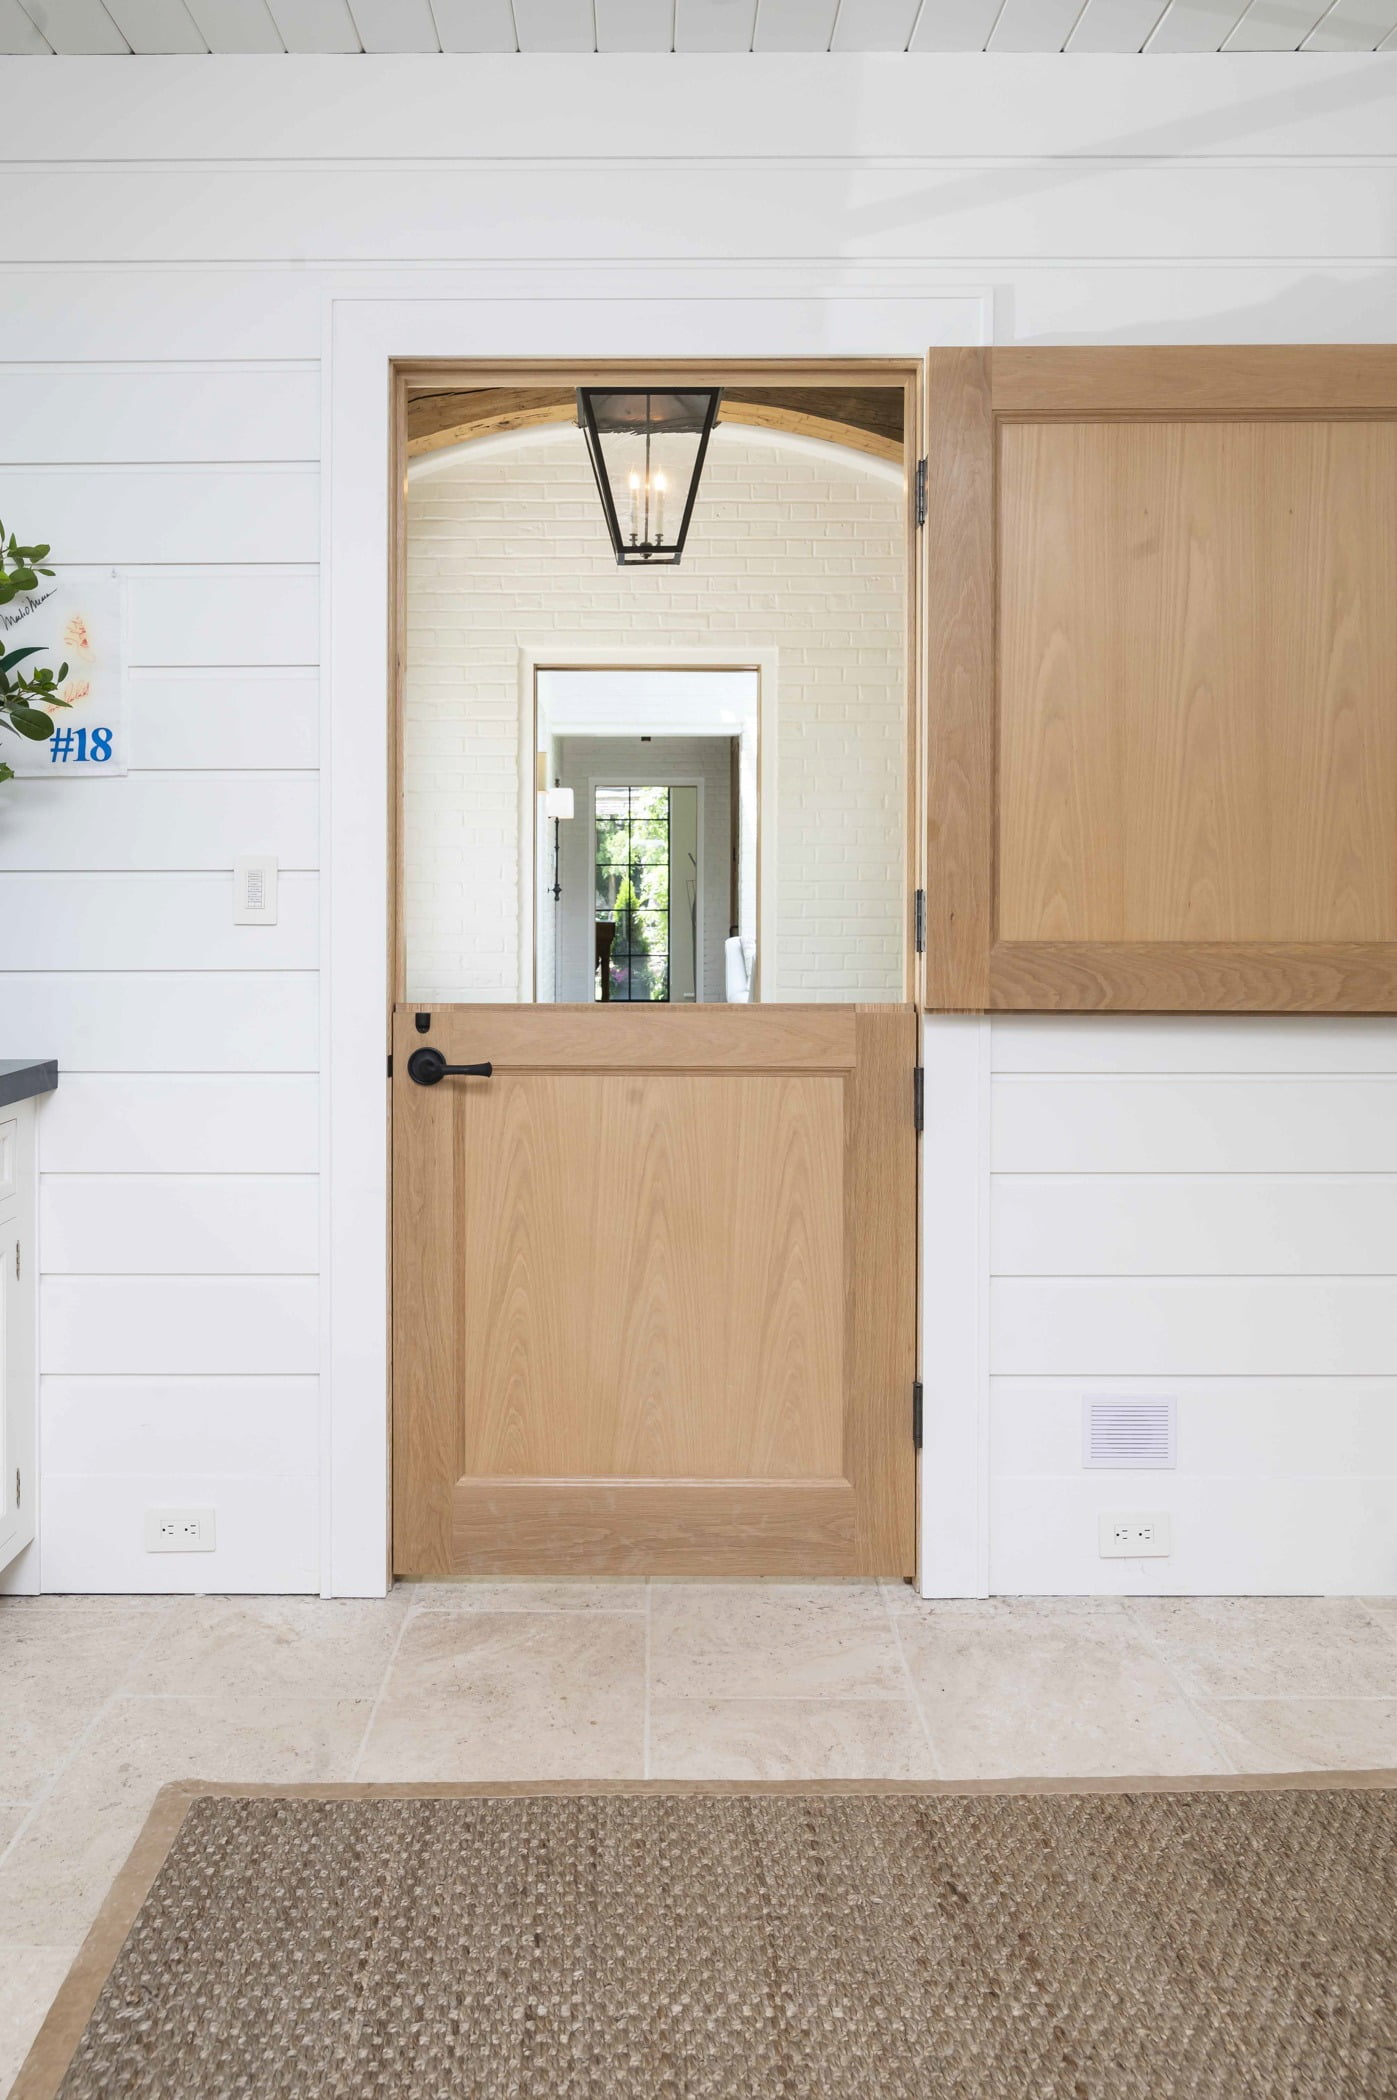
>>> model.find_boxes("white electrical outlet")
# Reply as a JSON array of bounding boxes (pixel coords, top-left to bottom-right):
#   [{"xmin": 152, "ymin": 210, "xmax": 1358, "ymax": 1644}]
[
  {"xmin": 232, "ymin": 856, "xmax": 278, "ymax": 926},
  {"xmin": 144, "ymin": 1507, "xmax": 216, "ymax": 1553},
  {"xmin": 1099, "ymin": 1512, "xmax": 1172, "ymax": 1558}
]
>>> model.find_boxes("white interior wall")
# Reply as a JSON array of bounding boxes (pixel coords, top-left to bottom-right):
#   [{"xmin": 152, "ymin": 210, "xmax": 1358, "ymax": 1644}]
[
  {"xmin": 403, "ymin": 426, "xmax": 906, "ymax": 1005},
  {"xmin": 1, "ymin": 52, "xmax": 1394, "ymax": 1594}
]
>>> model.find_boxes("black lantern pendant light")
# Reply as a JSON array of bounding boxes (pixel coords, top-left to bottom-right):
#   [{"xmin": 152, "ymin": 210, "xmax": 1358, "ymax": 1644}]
[{"xmin": 576, "ymin": 387, "xmax": 722, "ymax": 566}]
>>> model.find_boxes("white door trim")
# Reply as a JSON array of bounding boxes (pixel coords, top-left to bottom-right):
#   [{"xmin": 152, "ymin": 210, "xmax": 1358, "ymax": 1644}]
[{"xmin": 321, "ymin": 282, "xmax": 989, "ymax": 1596}]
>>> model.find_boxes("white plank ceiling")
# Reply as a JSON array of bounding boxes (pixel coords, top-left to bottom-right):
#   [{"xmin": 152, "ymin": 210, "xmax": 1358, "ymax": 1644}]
[{"xmin": 4, "ymin": 0, "xmax": 1395, "ymax": 50}]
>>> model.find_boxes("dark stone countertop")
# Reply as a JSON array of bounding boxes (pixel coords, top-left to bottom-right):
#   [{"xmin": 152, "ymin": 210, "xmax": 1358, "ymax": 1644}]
[{"xmin": 0, "ymin": 1060, "xmax": 58, "ymax": 1109}]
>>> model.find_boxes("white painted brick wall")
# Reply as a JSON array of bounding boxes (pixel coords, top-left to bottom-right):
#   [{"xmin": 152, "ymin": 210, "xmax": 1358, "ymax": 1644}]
[{"xmin": 404, "ymin": 428, "xmax": 906, "ymax": 1002}]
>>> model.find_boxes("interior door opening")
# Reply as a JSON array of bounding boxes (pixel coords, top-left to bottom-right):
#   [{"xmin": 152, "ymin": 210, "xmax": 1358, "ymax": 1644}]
[{"xmin": 390, "ymin": 360, "xmax": 922, "ymax": 1579}]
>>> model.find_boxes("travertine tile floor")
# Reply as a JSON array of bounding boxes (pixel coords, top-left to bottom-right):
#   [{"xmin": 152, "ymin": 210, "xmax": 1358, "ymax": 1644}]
[{"xmin": 3, "ymin": 1581, "xmax": 1397, "ymax": 2087}]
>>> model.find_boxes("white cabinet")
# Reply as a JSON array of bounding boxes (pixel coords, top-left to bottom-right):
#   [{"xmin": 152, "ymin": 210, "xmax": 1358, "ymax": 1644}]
[{"xmin": 0, "ymin": 1097, "xmax": 39, "ymax": 1575}]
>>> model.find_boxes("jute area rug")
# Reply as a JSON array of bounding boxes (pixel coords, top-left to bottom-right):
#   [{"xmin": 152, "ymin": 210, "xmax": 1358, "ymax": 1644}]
[{"xmin": 10, "ymin": 1774, "xmax": 1396, "ymax": 2100}]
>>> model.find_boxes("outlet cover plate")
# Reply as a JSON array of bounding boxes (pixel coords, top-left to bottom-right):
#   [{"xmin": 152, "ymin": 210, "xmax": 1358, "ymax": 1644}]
[
  {"xmin": 144, "ymin": 1506, "xmax": 216, "ymax": 1553},
  {"xmin": 1099, "ymin": 1512, "xmax": 1171, "ymax": 1558}
]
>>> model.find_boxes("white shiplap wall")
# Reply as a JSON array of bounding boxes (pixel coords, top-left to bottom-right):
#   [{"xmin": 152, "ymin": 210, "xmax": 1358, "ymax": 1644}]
[
  {"xmin": 2, "ymin": 357, "xmax": 321, "ymax": 1592},
  {"xmin": 2, "ymin": 51, "xmax": 1396, "ymax": 1594},
  {"xmin": 924, "ymin": 1016, "xmax": 1397, "ymax": 1597}
]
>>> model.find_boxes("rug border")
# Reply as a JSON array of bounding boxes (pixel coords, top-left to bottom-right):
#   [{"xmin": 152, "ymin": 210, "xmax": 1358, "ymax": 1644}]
[{"xmin": 11, "ymin": 1768, "xmax": 1397, "ymax": 2100}]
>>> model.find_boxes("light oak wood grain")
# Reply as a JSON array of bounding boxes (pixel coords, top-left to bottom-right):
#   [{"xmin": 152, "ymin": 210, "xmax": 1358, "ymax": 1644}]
[
  {"xmin": 451, "ymin": 1477, "xmax": 858, "ymax": 1575},
  {"xmin": 924, "ymin": 348, "xmax": 994, "ymax": 1011},
  {"xmin": 392, "ymin": 1005, "xmax": 916, "ymax": 1576},
  {"xmin": 988, "ymin": 943, "xmax": 1397, "ymax": 1012},
  {"xmin": 992, "ymin": 345, "xmax": 1397, "ymax": 417},
  {"xmin": 924, "ymin": 345, "xmax": 1397, "ymax": 1015},
  {"xmin": 998, "ymin": 420, "xmax": 1397, "ymax": 945},
  {"xmin": 395, "ymin": 1002, "xmax": 858, "ymax": 1071}
]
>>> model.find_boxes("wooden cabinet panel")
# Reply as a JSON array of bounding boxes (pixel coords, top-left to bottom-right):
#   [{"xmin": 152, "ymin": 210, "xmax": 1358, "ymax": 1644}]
[{"xmin": 927, "ymin": 347, "xmax": 1397, "ymax": 1011}]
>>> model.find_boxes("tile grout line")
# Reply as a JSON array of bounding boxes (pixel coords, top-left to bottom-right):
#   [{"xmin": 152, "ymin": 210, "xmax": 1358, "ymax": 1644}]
[
  {"xmin": 345, "ymin": 1595, "xmax": 416, "ymax": 1784},
  {"xmin": 642, "ymin": 1580, "xmax": 654, "ymax": 1781},
  {"xmin": 1128, "ymin": 1612, "xmax": 1240, "ymax": 1775},
  {"xmin": 0, "ymin": 1601, "xmax": 182, "ymax": 1876},
  {"xmin": 879, "ymin": 1584, "xmax": 944, "ymax": 1780}
]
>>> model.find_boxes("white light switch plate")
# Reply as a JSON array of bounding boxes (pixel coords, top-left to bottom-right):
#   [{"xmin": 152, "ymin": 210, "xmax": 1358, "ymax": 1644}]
[
  {"xmin": 145, "ymin": 1507, "xmax": 216, "ymax": 1553},
  {"xmin": 1099, "ymin": 1512, "xmax": 1171, "ymax": 1558},
  {"xmin": 233, "ymin": 856, "xmax": 278, "ymax": 925}
]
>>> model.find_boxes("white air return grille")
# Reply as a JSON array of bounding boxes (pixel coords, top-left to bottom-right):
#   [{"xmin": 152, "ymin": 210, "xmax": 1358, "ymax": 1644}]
[{"xmin": 1082, "ymin": 1396, "xmax": 1176, "ymax": 1470}]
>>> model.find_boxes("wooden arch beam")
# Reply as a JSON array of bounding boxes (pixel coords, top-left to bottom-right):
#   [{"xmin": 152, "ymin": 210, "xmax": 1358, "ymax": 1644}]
[{"xmin": 406, "ymin": 387, "xmax": 904, "ymax": 466}]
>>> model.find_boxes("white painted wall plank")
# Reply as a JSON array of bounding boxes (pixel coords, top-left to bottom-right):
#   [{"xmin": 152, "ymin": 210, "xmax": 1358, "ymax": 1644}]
[
  {"xmin": 10, "ymin": 163, "xmax": 1394, "ymax": 267},
  {"xmin": 992, "ymin": 1174, "xmax": 1397, "ymax": 1276},
  {"xmin": 1304, "ymin": 0, "xmax": 1397, "ymax": 44},
  {"xmin": 990, "ymin": 1016, "xmax": 1397, "ymax": 1074},
  {"xmin": 264, "ymin": 0, "xmax": 359, "ymax": 46},
  {"xmin": 988, "ymin": 0, "xmax": 1087, "ymax": 46},
  {"xmin": 20, "ymin": 0, "xmax": 129, "ymax": 49},
  {"xmin": 0, "ymin": 365, "xmax": 319, "ymax": 467},
  {"xmin": 43, "ymin": 1275, "xmax": 319, "ymax": 1374},
  {"xmin": 9, "ymin": 470, "xmax": 317, "ymax": 565},
  {"xmin": 752, "ymin": 0, "xmax": 839, "ymax": 42},
  {"xmin": 991, "ymin": 1077, "xmax": 1397, "ymax": 1173},
  {"xmin": 990, "ymin": 1475, "xmax": 1397, "ymax": 1595},
  {"xmin": 427, "ymin": 0, "xmax": 517, "ymax": 46},
  {"xmin": 41, "ymin": 1174, "xmax": 319, "ymax": 1273},
  {"xmin": 129, "ymin": 673, "xmax": 318, "ymax": 770},
  {"xmin": 38, "ymin": 1075, "xmax": 318, "ymax": 1172},
  {"xmin": 595, "ymin": 0, "xmax": 675, "ymax": 45},
  {"xmin": 183, "ymin": 0, "xmax": 284, "ymax": 47},
  {"xmin": 0, "ymin": 872, "xmax": 317, "ymax": 970},
  {"xmin": 2, "ymin": 972, "xmax": 318, "ymax": 1072},
  {"xmin": 1225, "ymin": 0, "xmax": 1331, "ymax": 42},
  {"xmin": 991, "ymin": 1377, "xmax": 1397, "ymax": 1480},
  {"xmin": 42, "ymin": 1375, "xmax": 319, "ymax": 1477},
  {"xmin": 40, "ymin": 1469, "xmax": 319, "ymax": 1592},
  {"xmin": 992, "ymin": 1278, "xmax": 1397, "ymax": 1376},
  {"xmin": 0, "ymin": 774, "xmax": 317, "ymax": 872},
  {"xmin": 0, "ymin": 0, "xmax": 52, "ymax": 47},
  {"xmin": 674, "ymin": 0, "xmax": 756, "ymax": 41},
  {"xmin": 1145, "ymin": 0, "xmax": 1251, "ymax": 43},
  {"xmin": 348, "ymin": 0, "xmax": 439, "ymax": 47},
  {"xmin": 512, "ymin": 0, "xmax": 594, "ymax": 46},
  {"xmin": 6, "ymin": 49, "xmax": 1397, "ymax": 158},
  {"xmin": 830, "ymin": 0, "xmax": 919, "ymax": 44},
  {"xmin": 0, "ymin": 276, "xmax": 323, "ymax": 364},
  {"xmin": 1065, "ymin": 0, "xmax": 1167, "ymax": 45},
  {"xmin": 909, "ymin": 0, "xmax": 1004, "ymax": 45},
  {"xmin": 103, "ymin": 0, "xmax": 207, "ymax": 48},
  {"xmin": 127, "ymin": 570, "xmax": 318, "ymax": 666}
]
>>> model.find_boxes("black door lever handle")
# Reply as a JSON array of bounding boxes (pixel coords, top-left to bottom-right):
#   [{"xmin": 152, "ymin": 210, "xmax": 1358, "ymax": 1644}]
[{"xmin": 406, "ymin": 1047, "xmax": 493, "ymax": 1086}]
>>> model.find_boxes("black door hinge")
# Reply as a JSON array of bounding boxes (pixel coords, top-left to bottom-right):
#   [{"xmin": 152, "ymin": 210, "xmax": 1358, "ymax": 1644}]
[
  {"xmin": 913, "ymin": 1065, "xmax": 925, "ymax": 1134},
  {"xmin": 913, "ymin": 887, "xmax": 926, "ymax": 954},
  {"xmin": 912, "ymin": 1381, "xmax": 924, "ymax": 1450},
  {"xmin": 386, "ymin": 1054, "xmax": 393, "ymax": 1079},
  {"xmin": 915, "ymin": 457, "xmax": 927, "ymax": 527}
]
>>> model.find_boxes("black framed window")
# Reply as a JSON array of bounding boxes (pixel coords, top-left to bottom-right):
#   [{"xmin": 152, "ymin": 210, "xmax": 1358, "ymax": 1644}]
[{"xmin": 595, "ymin": 785, "xmax": 671, "ymax": 1002}]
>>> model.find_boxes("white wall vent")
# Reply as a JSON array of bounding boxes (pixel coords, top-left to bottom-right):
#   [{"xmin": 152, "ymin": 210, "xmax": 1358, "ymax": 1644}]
[{"xmin": 1082, "ymin": 1396, "xmax": 1176, "ymax": 1470}]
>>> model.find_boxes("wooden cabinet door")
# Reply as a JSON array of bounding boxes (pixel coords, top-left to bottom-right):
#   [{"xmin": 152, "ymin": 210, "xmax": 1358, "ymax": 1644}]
[
  {"xmin": 391, "ymin": 1003, "xmax": 916, "ymax": 1577},
  {"xmin": 926, "ymin": 347, "xmax": 1397, "ymax": 1012}
]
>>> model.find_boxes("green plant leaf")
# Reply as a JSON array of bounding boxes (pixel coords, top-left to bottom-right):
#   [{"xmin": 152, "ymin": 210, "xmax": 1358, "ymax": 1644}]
[
  {"xmin": 8, "ymin": 707, "xmax": 55, "ymax": 740},
  {"xmin": 0, "ymin": 762, "xmax": 13, "ymax": 785},
  {"xmin": 0, "ymin": 648, "xmax": 44, "ymax": 675}
]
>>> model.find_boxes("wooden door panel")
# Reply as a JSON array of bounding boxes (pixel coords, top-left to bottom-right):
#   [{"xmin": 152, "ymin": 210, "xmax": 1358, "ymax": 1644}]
[
  {"xmin": 455, "ymin": 1072, "xmax": 845, "ymax": 1481},
  {"xmin": 928, "ymin": 347, "xmax": 1397, "ymax": 1012},
  {"xmin": 392, "ymin": 1004, "xmax": 915, "ymax": 1578}
]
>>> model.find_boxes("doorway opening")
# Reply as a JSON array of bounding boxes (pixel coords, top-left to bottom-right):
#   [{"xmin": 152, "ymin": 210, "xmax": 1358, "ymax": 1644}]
[
  {"xmin": 533, "ymin": 666, "xmax": 761, "ymax": 1006},
  {"xmin": 390, "ymin": 360, "xmax": 921, "ymax": 1581}
]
